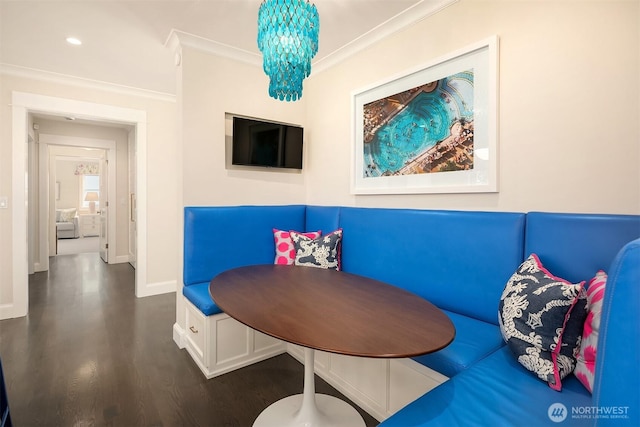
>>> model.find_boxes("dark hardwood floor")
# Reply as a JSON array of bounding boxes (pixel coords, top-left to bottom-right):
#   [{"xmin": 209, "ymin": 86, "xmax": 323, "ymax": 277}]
[{"xmin": 0, "ymin": 253, "xmax": 378, "ymax": 426}]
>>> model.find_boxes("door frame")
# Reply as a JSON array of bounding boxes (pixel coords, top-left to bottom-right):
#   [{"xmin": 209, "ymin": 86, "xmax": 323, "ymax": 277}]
[
  {"xmin": 8, "ymin": 91, "xmax": 149, "ymax": 319},
  {"xmin": 42, "ymin": 136, "xmax": 116, "ymax": 264}
]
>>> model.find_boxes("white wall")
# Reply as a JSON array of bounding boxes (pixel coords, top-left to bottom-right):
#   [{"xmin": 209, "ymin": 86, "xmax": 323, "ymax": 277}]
[
  {"xmin": 176, "ymin": 0, "xmax": 640, "ymax": 216},
  {"xmin": 55, "ymin": 159, "xmax": 81, "ymax": 210},
  {"xmin": 173, "ymin": 0, "xmax": 639, "ymax": 334},
  {"xmin": 179, "ymin": 48, "xmax": 308, "ymax": 207},
  {"xmin": 175, "ymin": 47, "xmax": 308, "ymax": 332},
  {"xmin": 0, "ymin": 73, "xmax": 178, "ymax": 318},
  {"xmin": 304, "ymin": 0, "xmax": 640, "ymax": 214},
  {"xmin": 3, "ymin": 0, "xmax": 635, "ymax": 321}
]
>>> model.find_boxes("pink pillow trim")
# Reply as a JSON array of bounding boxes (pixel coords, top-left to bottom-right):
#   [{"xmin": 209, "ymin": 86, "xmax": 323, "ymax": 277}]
[
  {"xmin": 530, "ymin": 254, "xmax": 585, "ymax": 286},
  {"xmin": 531, "ymin": 254, "xmax": 587, "ymax": 391},
  {"xmin": 549, "ymin": 285, "xmax": 585, "ymax": 391}
]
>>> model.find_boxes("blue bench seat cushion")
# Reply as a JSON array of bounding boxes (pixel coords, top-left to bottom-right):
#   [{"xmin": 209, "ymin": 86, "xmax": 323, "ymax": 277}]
[
  {"xmin": 383, "ymin": 347, "xmax": 593, "ymax": 427},
  {"xmin": 412, "ymin": 310, "xmax": 504, "ymax": 378},
  {"xmin": 183, "ymin": 282, "xmax": 222, "ymax": 316}
]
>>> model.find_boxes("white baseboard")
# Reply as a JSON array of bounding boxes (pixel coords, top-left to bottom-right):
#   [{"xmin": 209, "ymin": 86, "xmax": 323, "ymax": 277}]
[
  {"xmin": 136, "ymin": 280, "xmax": 176, "ymax": 297},
  {"xmin": 0, "ymin": 303, "xmax": 22, "ymax": 320},
  {"xmin": 173, "ymin": 322, "xmax": 186, "ymax": 349},
  {"xmin": 113, "ymin": 254, "xmax": 131, "ymax": 264}
]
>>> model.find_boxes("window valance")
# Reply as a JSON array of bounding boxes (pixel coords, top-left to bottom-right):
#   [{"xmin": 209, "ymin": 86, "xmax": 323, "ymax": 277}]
[{"xmin": 74, "ymin": 162, "xmax": 99, "ymax": 175}]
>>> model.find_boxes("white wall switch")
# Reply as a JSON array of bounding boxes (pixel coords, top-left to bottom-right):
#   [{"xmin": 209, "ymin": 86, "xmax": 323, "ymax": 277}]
[{"xmin": 0, "ymin": 196, "xmax": 8, "ymax": 209}]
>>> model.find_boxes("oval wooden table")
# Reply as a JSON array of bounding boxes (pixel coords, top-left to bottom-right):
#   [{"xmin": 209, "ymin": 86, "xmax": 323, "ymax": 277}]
[{"xmin": 209, "ymin": 265, "xmax": 455, "ymax": 427}]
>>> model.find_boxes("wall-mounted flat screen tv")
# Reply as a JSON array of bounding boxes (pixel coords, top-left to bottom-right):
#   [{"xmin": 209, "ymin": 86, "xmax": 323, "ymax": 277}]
[{"xmin": 232, "ymin": 116, "xmax": 303, "ymax": 169}]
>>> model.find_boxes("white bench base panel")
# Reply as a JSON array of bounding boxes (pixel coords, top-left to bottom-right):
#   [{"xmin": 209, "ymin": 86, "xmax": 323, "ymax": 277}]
[
  {"xmin": 174, "ymin": 297, "xmax": 448, "ymax": 421},
  {"xmin": 177, "ymin": 300, "xmax": 286, "ymax": 379},
  {"xmin": 287, "ymin": 344, "xmax": 448, "ymax": 422}
]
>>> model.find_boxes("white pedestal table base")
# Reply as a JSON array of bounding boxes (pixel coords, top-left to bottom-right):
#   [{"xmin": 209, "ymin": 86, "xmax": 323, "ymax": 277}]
[{"xmin": 253, "ymin": 348, "xmax": 366, "ymax": 427}]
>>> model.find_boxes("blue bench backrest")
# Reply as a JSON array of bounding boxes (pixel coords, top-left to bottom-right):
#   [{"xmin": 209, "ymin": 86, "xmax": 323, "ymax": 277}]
[
  {"xmin": 593, "ymin": 238, "xmax": 640, "ymax": 425},
  {"xmin": 183, "ymin": 205, "xmax": 306, "ymax": 286},
  {"xmin": 336, "ymin": 207, "xmax": 526, "ymax": 325},
  {"xmin": 184, "ymin": 206, "xmax": 639, "ymax": 331},
  {"xmin": 305, "ymin": 205, "xmax": 341, "ymax": 232},
  {"xmin": 525, "ymin": 212, "xmax": 640, "ymax": 284}
]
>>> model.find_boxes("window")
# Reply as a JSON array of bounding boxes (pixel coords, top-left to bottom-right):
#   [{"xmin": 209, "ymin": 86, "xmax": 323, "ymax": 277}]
[{"xmin": 80, "ymin": 174, "xmax": 100, "ymax": 210}]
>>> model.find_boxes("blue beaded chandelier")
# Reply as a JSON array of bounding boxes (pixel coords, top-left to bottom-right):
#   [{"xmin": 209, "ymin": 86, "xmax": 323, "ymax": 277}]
[{"xmin": 257, "ymin": 0, "xmax": 319, "ymax": 102}]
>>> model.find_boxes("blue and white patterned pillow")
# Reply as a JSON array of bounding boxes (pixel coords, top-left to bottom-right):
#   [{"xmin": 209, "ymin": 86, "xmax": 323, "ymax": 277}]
[
  {"xmin": 290, "ymin": 229, "xmax": 343, "ymax": 271},
  {"xmin": 498, "ymin": 254, "xmax": 588, "ymax": 391}
]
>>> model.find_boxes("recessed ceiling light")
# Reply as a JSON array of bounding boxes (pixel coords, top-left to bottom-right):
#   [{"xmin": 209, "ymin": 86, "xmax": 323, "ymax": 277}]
[{"xmin": 66, "ymin": 37, "xmax": 82, "ymax": 46}]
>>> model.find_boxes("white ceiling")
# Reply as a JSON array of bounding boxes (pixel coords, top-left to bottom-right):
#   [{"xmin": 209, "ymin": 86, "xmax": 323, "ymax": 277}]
[{"xmin": 0, "ymin": 0, "xmax": 455, "ymax": 96}]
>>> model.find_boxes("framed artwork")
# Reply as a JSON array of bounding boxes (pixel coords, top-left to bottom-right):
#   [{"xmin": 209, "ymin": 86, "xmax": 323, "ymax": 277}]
[{"xmin": 351, "ymin": 36, "xmax": 499, "ymax": 194}]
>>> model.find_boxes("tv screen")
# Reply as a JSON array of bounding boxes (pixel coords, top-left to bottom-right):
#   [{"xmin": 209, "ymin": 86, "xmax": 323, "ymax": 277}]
[{"xmin": 232, "ymin": 117, "xmax": 303, "ymax": 169}]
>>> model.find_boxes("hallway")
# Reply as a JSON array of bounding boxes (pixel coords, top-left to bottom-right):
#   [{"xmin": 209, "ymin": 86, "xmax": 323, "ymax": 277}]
[{"xmin": 0, "ymin": 254, "xmax": 376, "ymax": 426}]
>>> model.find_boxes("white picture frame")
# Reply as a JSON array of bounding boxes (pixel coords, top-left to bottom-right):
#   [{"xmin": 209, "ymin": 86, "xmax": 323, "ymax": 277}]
[{"xmin": 351, "ymin": 36, "xmax": 499, "ymax": 195}]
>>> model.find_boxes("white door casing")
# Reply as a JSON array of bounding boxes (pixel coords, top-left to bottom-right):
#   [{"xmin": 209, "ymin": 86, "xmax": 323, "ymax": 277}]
[
  {"xmin": 99, "ymin": 156, "xmax": 109, "ymax": 263},
  {"xmin": 42, "ymin": 136, "xmax": 114, "ymax": 262},
  {"xmin": 6, "ymin": 91, "xmax": 150, "ymax": 320},
  {"xmin": 128, "ymin": 128, "xmax": 137, "ymax": 268}
]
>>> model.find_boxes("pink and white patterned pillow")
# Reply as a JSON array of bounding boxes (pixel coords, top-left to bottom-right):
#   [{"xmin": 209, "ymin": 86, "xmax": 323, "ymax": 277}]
[
  {"xmin": 273, "ymin": 229, "xmax": 321, "ymax": 265},
  {"xmin": 574, "ymin": 270, "xmax": 607, "ymax": 393}
]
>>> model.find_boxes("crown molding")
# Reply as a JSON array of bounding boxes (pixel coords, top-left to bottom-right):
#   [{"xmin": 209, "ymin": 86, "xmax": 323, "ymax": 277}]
[
  {"xmin": 165, "ymin": 29, "xmax": 262, "ymax": 68},
  {"xmin": 165, "ymin": 0, "xmax": 458, "ymax": 75},
  {"xmin": 2, "ymin": 0, "xmax": 456, "ymax": 99},
  {"xmin": 312, "ymin": 0, "xmax": 459, "ymax": 74},
  {"xmin": 0, "ymin": 63, "xmax": 176, "ymax": 103}
]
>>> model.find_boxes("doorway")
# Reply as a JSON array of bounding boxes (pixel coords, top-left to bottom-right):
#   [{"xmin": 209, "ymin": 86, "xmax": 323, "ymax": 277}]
[
  {"xmin": 8, "ymin": 92, "xmax": 150, "ymax": 320},
  {"xmin": 53, "ymin": 154, "xmax": 106, "ymax": 258},
  {"xmin": 39, "ymin": 132, "xmax": 118, "ymax": 269}
]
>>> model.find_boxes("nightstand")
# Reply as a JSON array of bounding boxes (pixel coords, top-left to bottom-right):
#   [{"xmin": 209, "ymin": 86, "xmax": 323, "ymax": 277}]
[{"xmin": 80, "ymin": 214, "xmax": 100, "ymax": 237}]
